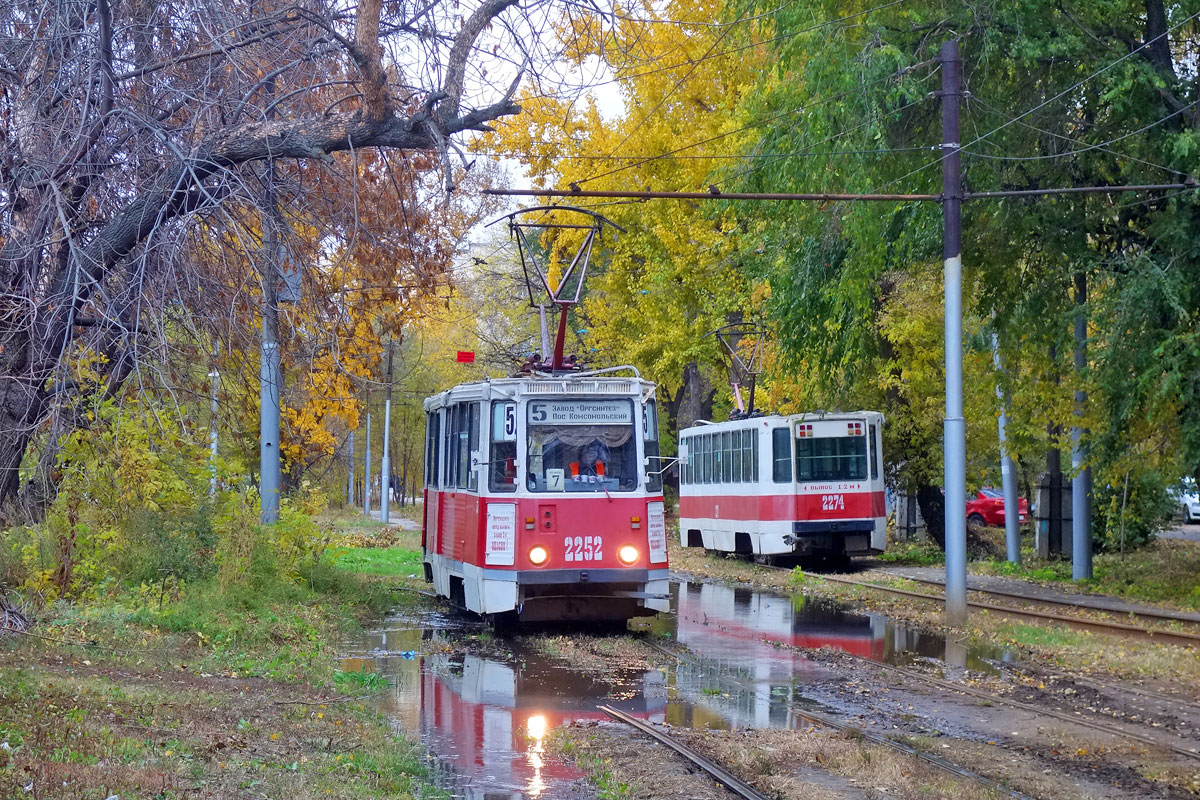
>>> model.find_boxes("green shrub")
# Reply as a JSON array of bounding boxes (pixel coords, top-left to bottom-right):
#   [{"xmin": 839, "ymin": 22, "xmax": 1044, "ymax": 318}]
[
  {"xmin": 120, "ymin": 504, "xmax": 217, "ymax": 583},
  {"xmin": 1092, "ymin": 471, "xmax": 1173, "ymax": 551}
]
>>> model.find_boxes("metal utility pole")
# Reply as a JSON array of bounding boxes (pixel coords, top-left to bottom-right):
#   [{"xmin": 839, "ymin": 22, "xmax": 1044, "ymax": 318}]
[
  {"xmin": 259, "ymin": 165, "xmax": 283, "ymax": 525},
  {"xmin": 381, "ymin": 343, "xmax": 394, "ymax": 524},
  {"xmin": 208, "ymin": 366, "xmax": 220, "ymax": 498},
  {"xmin": 259, "ymin": 74, "xmax": 284, "ymax": 525},
  {"xmin": 347, "ymin": 431, "xmax": 355, "ymax": 506},
  {"xmin": 940, "ymin": 40, "xmax": 967, "ymax": 626},
  {"xmin": 1072, "ymin": 272, "xmax": 1093, "ymax": 579},
  {"xmin": 992, "ymin": 334, "xmax": 1021, "ymax": 564},
  {"xmin": 363, "ymin": 411, "xmax": 372, "ymax": 516}
]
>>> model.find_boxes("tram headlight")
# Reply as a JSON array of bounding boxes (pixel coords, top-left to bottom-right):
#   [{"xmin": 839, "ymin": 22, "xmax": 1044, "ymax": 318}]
[
  {"xmin": 618, "ymin": 545, "xmax": 640, "ymax": 565},
  {"xmin": 528, "ymin": 545, "xmax": 549, "ymax": 566}
]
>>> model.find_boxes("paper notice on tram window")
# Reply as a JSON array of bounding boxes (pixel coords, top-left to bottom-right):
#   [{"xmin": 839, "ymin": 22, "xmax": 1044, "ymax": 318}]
[
  {"xmin": 485, "ymin": 503, "xmax": 516, "ymax": 566},
  {"xmin": 546, "ymin": 469, "xmax": 564, "ymax": 491}
]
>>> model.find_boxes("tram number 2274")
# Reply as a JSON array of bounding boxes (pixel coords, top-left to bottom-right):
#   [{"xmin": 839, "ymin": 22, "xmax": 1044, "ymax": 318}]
[
  {"xmin": 821, "ymin": 494, "xmax": 845, "ymax": 511},
  {"xmin": 563, "ymin": 535, "xmax": 603, "ymax": 562}
]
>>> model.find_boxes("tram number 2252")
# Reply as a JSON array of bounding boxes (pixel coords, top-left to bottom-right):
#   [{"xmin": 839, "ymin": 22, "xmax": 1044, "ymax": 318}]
[
  {"xmin": 821, "ymin": 494, "xmax": 845, "ymax": 511},
  {"xmin": 563, "ymin": 535, "xmax": 603, "ymax": 562}
]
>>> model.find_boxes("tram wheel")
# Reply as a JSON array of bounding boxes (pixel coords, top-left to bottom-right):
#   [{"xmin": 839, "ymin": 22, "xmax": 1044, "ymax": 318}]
[{"xmin": 490, "ymin": 611, "xmax": 519, "ymax": 634}]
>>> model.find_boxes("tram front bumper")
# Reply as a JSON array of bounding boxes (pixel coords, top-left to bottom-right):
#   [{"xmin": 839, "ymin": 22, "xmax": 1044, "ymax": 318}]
[
  {"xmin": 512, "ymin": 567, "xmax": 669, "ymax": 586},
  {"xmin": 784, "ymin": 521, "xmax": 876, "ymax": 555}
]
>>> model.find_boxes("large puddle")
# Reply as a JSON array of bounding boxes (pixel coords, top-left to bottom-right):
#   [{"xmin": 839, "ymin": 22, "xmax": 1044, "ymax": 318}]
[{"xmin": 339, "ymin": 579, "xmax": 1011, "ymax": 799}]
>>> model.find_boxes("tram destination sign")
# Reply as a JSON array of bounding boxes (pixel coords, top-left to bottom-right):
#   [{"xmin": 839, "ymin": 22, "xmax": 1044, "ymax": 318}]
[{"xmin": 529, "ymin": 399, "xmax": 632, "ymax": 425}]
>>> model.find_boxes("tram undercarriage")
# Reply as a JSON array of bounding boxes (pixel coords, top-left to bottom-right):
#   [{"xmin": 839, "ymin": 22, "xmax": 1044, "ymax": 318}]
[{"xmin": 426, "ymin": 553, "xmax": 669, "ymax": 623}]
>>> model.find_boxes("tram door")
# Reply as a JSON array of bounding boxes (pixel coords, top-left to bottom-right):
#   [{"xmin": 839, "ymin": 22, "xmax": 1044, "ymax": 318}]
[{"xmin": 423, "ymin": 410, "xmax": 441, "ymax": 555}]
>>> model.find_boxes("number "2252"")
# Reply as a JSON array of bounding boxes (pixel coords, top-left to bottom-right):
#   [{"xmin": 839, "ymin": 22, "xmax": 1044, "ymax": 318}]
[{"xmin": 563, "ymin": 535, "xmax": 602, "ymax": 562}]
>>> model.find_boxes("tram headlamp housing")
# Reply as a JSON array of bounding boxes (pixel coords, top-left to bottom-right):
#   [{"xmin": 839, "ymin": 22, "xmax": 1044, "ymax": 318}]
[
  {"xmin": 618, "ymin": 545, "xmax": 640, "ymax": 565},
  {"xmin": 528, "ymin": 545, "xmax": 549, "ymax": 566}
]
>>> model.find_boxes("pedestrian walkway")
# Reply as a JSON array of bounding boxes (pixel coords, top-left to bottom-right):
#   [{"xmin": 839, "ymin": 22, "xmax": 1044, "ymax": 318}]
[
  {"xmin": 868, "ymin": 564, "xmax": 1200, "ymax": 623},
  {"xmin": 1160, "ymin": 524, "xmax": 1200, "ymax": 543},
  {"xmin": 365, "ymin": 507, "xmax": 421, "ymax": 531}
]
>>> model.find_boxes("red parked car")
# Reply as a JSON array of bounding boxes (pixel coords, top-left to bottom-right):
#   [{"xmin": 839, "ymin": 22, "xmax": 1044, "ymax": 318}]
[{"xmin": 966, "ymin": 488, "xmax": 1027, "ymax": 532}]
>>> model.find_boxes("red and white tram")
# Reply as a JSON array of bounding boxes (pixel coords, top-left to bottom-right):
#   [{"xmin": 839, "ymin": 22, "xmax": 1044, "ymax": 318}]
[
  {"xmin": 678, "ymin": 411, "xmax": 886, "ymax": 561},
  {"xmin": 422, "ymin": 368, "xmax": 670, "ymax": 623}
]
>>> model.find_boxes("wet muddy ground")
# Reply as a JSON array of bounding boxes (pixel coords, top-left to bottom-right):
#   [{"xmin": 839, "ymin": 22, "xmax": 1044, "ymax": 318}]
[{"xmin": 338, "ymin": 579, "xmax": 1200, "ymax": 800}]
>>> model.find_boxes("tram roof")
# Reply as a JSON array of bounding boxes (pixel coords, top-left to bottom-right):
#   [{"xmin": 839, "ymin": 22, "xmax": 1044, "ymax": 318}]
[
  {"xmin": 678, "ymin": 410, "xmax": 884, "ymax": 435},
  {"xmin": 424, "ymin": 367, "xmax": 656, "ymax": 411}
]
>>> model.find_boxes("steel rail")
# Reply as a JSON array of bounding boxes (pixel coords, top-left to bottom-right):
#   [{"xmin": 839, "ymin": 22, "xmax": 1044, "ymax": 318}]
[
  {"xmin": 785, "ymin": 706, "xmax": 1036, "ymax": 800},
  {"xmin": 1077, "ymin": 677, "xmax": 1200, "ymax": 715},
  {"xmin": 886, "ymin": 573, "xmax": 1200, "ymax": 629},
  {"xmin": 639, "ymin": 638, "xmax": 1035, "ymax": 798},
  {"xmin": 797, "ymin": 570, "xmax": 1200, "ymax": 647},
  {"xmin": 853, "ymin": 656, "xmax": 1200, "ymax": 762},
  {"xmin": 596, "ymin": 704, "xmax": 772, "ymax": 800}
]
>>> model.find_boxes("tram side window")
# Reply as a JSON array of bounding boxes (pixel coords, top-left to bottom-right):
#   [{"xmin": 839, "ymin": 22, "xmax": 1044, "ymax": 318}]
[
  {"xmin": 724, "ymin": 431, "xmax": 734, "ymax": 482},
  {"xmin": 750, "ymin": 429, "xmax": 759, "ymax": 481},
  {"xmin": 680, "ymin": 437, "xmax": 691, "ymax": 485},
  {"xmin": 442, "ymin": 408, "xmax": 456, "ymax": 488},
  {"xmin": 489, "ymin": 402, "xmax": 517, "ymax": 492},
  {"xmin": 740, "ymin": 430, "xmax": 753, "ymax": 482},
  {"xmin": 709, "ymin": 433, "xmax": 717, "ymax": 483},
  {"xmin": 869, "ymin": 423, "xmax": 882, "ymax": 479},
  {"xmin": 463, "ymin": 404, "xmax": 479, "ymax": 491},
  {"xmin": 424, "ymin": 412, "xmax": 440, "ymax": 488},
  {"xmin": 644, "ymin": 401, "xmax": 662, "ymax": 493},
  {"xmin": 703, "ymin": 434, "xmax": 713, "ymax": 483},
  {"xmin": 772, "ymin": 428, "xmax": 792, "ymax": 483}
]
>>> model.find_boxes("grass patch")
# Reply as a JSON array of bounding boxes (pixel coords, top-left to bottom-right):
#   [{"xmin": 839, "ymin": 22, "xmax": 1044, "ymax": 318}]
[
  {"xmin": 0, "ymin": 663, "xmax": 443, "ymax": 799},
  {"xmin": 334, "ymin": 669, "xmax": 392, "ymax": 692},
  {"xmin": 0, "ymin": 534, "xmax": 444, "ymax": 798},
  {"xmin": 876, "ymin": 537, "xmax": 945, "ymax": 566},
  {"xmin": 975, "ymin": 537, "xmax": 1200, "ymax": 610},
  {"xmin": 991, "ymin": 622, "xmax": 1084, "ymax": 649},
  {"xmin": 328, "ymin": 547, "xmax": 424, "ymax": 578}
]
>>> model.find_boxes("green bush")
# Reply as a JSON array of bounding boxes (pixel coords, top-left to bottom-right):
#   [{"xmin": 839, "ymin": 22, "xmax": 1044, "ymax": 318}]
[
  {"xmin": 120, "ymin": 504, "xmax": 217, "ymax": 583},
  {"xmin": 1092, "ymin": 471, "xmax": 1173, "ymax": 551}
]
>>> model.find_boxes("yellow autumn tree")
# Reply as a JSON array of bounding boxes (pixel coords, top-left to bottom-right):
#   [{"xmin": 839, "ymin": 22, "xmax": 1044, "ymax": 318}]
[{"xmin": 480, "ymin": 0, "xmax": 769, "ymax": 435}]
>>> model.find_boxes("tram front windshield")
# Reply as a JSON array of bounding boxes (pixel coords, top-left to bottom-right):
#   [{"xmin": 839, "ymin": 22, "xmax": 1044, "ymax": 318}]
[
  {"xmin": 795, "ymin": 434, "xmax": 868, "ymax": 482},
  {"xmin": 526, "ymin": 399, "xmax": 638, "ymax": 492}
]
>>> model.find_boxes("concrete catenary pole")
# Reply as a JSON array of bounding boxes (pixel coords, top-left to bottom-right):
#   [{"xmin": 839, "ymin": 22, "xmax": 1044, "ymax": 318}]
[
  {"xmin": 1072, "ymin": 272, "xmax": 1093, "ymax": 579},
  {"xmin": 992, "ymin": 334, "xmax": 1021, "ymax": 564},
  {"xmin": 363, "ymin": 411, "xmax": 372, "ymax": 516},
  {"xmin": 381, "ymin": 343, "xmax": 394, "ymax": 524},
  {"xmin": 941, "ymin": 40, "xmax": 968, "ymax": 626},
  {"xmin": 347, "ymin": 431, "xmax": 355, "ymax": 506}
]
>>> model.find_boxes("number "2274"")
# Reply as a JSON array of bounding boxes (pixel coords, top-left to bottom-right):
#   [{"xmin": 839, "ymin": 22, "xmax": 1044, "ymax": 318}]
[{"xmin": 821, "ymin": 494, "xmax": 845, "ymax": 511}]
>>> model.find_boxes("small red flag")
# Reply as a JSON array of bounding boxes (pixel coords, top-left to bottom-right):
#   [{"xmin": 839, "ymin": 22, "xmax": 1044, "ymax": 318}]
[{"xmin": 456, "ymin": 351, "xmax": 475, "ymax": 363}]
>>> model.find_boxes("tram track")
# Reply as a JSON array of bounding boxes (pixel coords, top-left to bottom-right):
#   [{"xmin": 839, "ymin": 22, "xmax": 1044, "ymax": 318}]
[
  {"xmin": 669, "ymin": 565, "xmax": 1200, "ymax": 758},
  {"xmin": 1076, "ymin": 676, "xmax": 1200, "ymax": 715},
  {"xmin": 881, "ymin": 573, "xmax": 1200, "ymax": 631},
  {"xmin": 742, "ymin": 563, "xmax": 1200, "ymax": 758},
  {"xmin": 597, "ymin": 704, "xmax": 772, "ymax": 800},
  {"xmin": 636, "ymin": 638, "xmax": 1038, "ymax": 798},
  {"xmin": 850, "ymin": 652, "xmax": 1200, "ymax": 762},
  {"xmin": 776, "ymin": 566, "xmax": 1200, "ymax": 648}
]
